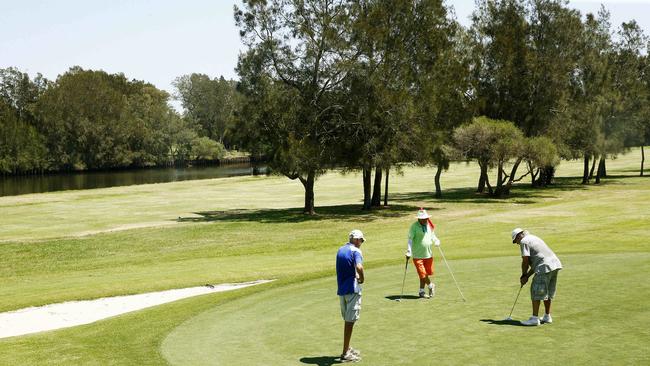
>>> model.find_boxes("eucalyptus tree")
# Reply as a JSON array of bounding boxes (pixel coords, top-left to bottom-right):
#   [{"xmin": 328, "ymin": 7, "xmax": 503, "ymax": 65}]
[
  {"xmin": 612, "ymin": 21, "xmax": 648, "ymax": 178},
  {"xmin": 471, "ymin": 0, "xmax": 582, "ymax": 188},
  {"xmin": 235, "ymin": 0, "xmax": 360, "ymax": 214},
  {"xmin": 554, "ymin": 9, "xmax": 613, "ymax": 184},
  {"xmin": 333, "ymin": 0, "xmax": 423, "ymax": 209},
  {"xmin": 470, "ymin": 0, "xmax": 530, "ymax": 191},
  {"xmin": 637, "ymin": 48, "xmax": 650, "ymax": 178},
  {"xmin": 409, "ymin": 0, "xmax": 473, "ymax": 198}
]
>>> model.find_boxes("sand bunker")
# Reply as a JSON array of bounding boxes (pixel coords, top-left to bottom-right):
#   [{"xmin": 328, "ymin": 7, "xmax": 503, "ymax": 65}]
[{"xmin": 0, "ymin": 280, "xmax": 273, "ymax": 339}]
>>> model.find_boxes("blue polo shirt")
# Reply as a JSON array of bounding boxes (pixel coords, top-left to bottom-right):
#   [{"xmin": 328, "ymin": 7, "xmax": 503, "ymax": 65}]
[{"xmin": 336, "ymin": 243, "xmax": 363, "ymax": 296}]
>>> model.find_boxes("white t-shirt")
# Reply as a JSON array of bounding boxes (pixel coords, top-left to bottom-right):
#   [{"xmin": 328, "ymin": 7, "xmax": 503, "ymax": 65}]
[{"xmin": 519, "ymin": 234, "xmax": 562, "ymax": 274}]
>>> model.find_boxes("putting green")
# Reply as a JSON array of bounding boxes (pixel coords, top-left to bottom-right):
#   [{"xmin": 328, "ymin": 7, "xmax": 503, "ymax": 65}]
[{"xmin": 162, "ymin": 253, "xmax": 650, "ymax": 365}]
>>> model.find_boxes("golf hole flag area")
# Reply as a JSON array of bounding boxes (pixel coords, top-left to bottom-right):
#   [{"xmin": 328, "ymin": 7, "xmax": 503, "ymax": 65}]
[
  {"xmin": 1, "ymin": 149, "xmax": 649, "ymax": 365},
  {"xmin": 161, "ymin": 254, "xmax": 649, "ymax": 365}
]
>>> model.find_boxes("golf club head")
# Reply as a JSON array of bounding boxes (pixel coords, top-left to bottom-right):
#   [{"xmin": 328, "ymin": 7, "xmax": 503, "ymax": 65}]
[{"xmin": 504, "ymin": 316, "xmax": 512, "ymax": 320}]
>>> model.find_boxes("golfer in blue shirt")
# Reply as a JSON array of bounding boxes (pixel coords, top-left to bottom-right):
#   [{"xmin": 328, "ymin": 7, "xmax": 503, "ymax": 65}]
[{"xmin": 336, "ymin": 229, "xmax": 365, "ymax": 362}]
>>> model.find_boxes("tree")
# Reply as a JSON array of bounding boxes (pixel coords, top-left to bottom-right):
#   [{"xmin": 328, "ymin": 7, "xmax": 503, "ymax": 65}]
[
  {"xmin": 524, "ymin": 136, "xmax": 559, "ymax": 186},
  {"xmin": 554, "ymin": 9, "xmax": 613, "ymax": 185},
  {"xmin": 35, "ymin": 67, "xmax": 184, "ymax": 170},
  {"xmin": 0, "ymin": 68, "xmax": 49, "ymax": 173},
  {"xmin": 235, "ymin": 0, "xmax": 360, "ymax": 214},
  {"xmin": 471, "ymin": 0, "xmax": 582, "ymax": 187},
  {"xmin": 0, "ymin": 99, "xmax": 48, "ymax": 173},
  {"xmin": 191, "ymin": 136, "xmax": 226, "ymax": 161},
  {"xmin": 173, "ymin": 74, "xmax": 240, "ymax": 146},
  {"xmin": 613, "ymin": 21, "xmax": 648, "ymax": 178},
  {"xmin": 454, "ymin": 117, "xmax": 539, "ymax": 197}
]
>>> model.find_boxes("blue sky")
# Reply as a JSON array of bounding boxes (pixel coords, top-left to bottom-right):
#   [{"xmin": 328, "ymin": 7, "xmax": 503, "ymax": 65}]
[{"xmin": 1, "ymin": 0, "xmax": 648, "ymax": 106}]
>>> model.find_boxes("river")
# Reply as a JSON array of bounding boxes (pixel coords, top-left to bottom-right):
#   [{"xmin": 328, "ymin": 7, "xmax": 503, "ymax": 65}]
[{"xmin": 0, "ymin": 163, "xmax": 267, "ymax": 197}]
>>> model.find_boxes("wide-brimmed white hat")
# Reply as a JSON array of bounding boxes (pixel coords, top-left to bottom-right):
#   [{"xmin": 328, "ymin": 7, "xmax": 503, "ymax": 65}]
[
  {"xmin": 416, "ymin": 209, "xmax": 431, "ymax": 219},
  {"xmin": 511, "ymin": 228, "xmax": 525, "ymax": 243},
  {"xmin": 349, "ymin": 229, "xmax": 365, "ymax": 242}
]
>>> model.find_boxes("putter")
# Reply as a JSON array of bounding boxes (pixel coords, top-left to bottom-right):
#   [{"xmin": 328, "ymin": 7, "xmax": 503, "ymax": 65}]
[
  {"xmin": 397, "ymin": 257, "xmax": 409, "ymax": 302},
  {"xmin": 436, "ymin": 246, "xmax": 466, "ymax": 302},
  {"xmin": 505, "ymin": 285, "xmax": 523, "ymax": 320}
]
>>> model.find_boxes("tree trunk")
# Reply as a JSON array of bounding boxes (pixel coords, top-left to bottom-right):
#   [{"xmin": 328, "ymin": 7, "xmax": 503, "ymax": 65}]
[
  {"xmin": 435, "ymin": 162, "xmax": 443, "ymax": 198},
  {"xmin": 477, "ymin": 162, "xmax": 488, "ymax": 193},
  {"xmin": 362, "ymin": 168, "xmax": 372, "ymax": 210},
  {"xmin": 588, "ymin": 155, "xmax": 597, "ymax": 179},
  {"xmin": 595, "ymin": 157, "xmax": 605, "ymax": 184},
  {"xmin": 384, "ymin": 168, "xmax": 389, "ymax": 206},
  {"xmin": 371, "ymin": 167, "xmax": 382, "ymax": 207},
  {"xmin": 540, "ymin": 165, "xmax": 555, "ymax": 186},
  {"xmin": 493, "ymin": 163, "xmax": 505, "ymax": 197},
  {"xmin": 503, "ymin": 158, "xmax": 522, "ymax": 195},
  {"xmin": 528, "ymin": 161, "xmax": 537, "ymax": 187},
  {"xmin": 582, "ymin": 154, "xmax": 590, "ymax": 184},
  {"xmin": 641, "ymin": 145, "xmax": 645, "ymax": 177},
  {"xmin": 300, "ymin": 171, "xmax": 316, "ymax": 215}
]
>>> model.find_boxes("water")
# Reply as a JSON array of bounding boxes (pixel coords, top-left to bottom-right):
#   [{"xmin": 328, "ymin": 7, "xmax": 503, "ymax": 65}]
[{"xmin": 0, "ymin": 164, "xmax": 267, "ymax": 197}]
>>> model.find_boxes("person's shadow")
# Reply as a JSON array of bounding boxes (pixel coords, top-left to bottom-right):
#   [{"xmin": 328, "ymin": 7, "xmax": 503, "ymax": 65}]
[
  {"xmin": 480, "ymin": 319, "xmax": 526, "ymax": 326},
  {"xmin": 299, "ymin": 356, "xmax": 341, "ymax": 365},
  {"xmin": 385, "ymin": 295, "xmax": 420, "ymax": 301}
]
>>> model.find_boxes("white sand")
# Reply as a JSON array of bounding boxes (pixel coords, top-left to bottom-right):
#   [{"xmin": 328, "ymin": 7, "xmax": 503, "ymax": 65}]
[{"xmin": 0, "ymin": 280, "xmax": 273, "ymax": 339}]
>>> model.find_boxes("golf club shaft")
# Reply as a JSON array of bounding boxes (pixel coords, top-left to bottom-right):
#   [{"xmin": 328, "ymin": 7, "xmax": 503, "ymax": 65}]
[
  {"xmin": 437, "ymin": 246, "xmax": 466, "ymax": 302},
  {"xmin": 399, "ymin": 257, "xmax": 409, "ymax": 301},
  {"xmin": 508, "ymin": 285, "xmax": 523, "ymax": 318}
]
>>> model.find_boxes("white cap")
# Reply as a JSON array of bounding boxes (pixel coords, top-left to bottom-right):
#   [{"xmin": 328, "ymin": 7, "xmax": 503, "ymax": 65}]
[
  {"xmin": 417, "ymin": 209, "xmax": 431, "ymax": 219},
  {"xmin": 511, "ymin": 228, "xmax": 525, "ymax": 243},
  {"xmin": 349, "ymin": 229, "xmax": 365, "ymax": 242}
]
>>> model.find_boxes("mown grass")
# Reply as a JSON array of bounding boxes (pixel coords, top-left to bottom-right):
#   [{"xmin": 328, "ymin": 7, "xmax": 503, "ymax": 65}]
[{"xmin": 0, "ymin": 148, "xmax": 648, "ymax": 365}]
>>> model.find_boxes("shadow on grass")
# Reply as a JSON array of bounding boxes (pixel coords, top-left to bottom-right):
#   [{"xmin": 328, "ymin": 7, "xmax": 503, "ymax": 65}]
[
  {"xmin": 385, "ymin": 295, "xmax": 421, "ymax": 301},
  {"xmin": 480, "ymin": 319, "xmax": 526, "ymax": 326},
  {"xmin": 299, "ymin": 356, "xmax": 342, "ymax": 365},
  {"xmin": 176, "ymin": 204, "xmax": 422, "ymax": 224},
  {"xmin": 391, "ymin": 178, "xmax": 591, "ymax": 205}
]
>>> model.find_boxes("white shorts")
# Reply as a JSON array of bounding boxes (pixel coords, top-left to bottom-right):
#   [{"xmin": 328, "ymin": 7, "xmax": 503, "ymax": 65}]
[{"xmin": 339, "ymin": 293, "xmax": 362, "ymax": 322}]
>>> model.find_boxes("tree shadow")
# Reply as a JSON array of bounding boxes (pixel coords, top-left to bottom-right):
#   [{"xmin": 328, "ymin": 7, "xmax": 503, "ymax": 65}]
[
  {"xmin": 176, "ymin": 204, "xmax": 420, "ymax": 224},
  {"xmin": 391, "ymin": 178, "xmax": 593, "ymax": 205},
  {"xmin": 391, "ymin": 187, "xmax": 541, "ymax": 205},
  {"xmin": 385, "ymin": 295, "xmax": 421, "ymax": 301},
  {"xmin": 480, "ymin": 318, "xmax": 526, "ymax": 326},
  {"xmin": 299, "ymin": 356, "xmax": 342, "ymax": 365}
]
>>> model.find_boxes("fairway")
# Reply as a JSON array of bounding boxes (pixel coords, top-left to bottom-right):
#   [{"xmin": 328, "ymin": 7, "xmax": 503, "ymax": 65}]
[
  {"xmin": 162, "ymin": 254, "xmax": 650, "ymax": 365},
  {"xmin": 0, "ymin": 149, "xmax": 649, "ymax": 365}
]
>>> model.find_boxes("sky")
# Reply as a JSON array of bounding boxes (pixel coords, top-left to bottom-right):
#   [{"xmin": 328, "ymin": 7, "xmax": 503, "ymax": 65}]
[{"xmin": 1, "ymin": 0, "xmax": 649, "ymax": 108}]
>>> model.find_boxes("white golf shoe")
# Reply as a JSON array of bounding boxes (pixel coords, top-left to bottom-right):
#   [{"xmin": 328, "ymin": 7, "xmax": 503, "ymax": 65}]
[
  {"xmin": 340, "ymin": 350, "xmax": 361, "ymax": 363},
  {"xmin": 348, "ymin": 347, "xmax": 361, "ymax": 356},
  {"xmin": 428, "ymin": 284, "xmax": 435, "ymax": 298},
  {"xmin": 520, "ymin": 316, "xmax": 541, "ymax": 326},
  {"xmin": 541, "ymin": 314, "xmax": 553, "ymax": 324}
]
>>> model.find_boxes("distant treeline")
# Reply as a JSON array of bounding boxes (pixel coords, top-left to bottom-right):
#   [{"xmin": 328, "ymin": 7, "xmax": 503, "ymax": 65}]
[{"xmin": 0, "ymin": 67, "xmax": 239, "ymax": 175}]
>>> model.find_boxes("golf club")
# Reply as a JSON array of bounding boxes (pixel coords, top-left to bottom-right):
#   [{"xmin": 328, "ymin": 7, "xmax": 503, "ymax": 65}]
[
  {"xmin": 436, "ymin": 246, "xmax": 466, "ymax": 302},
  {"xmin": 396, "ymin": 256, "xmax": 409, "ymax": 302},
  {"xmin": 505, "ymin": 285, "xmax": 524, "ymax": 320}
]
